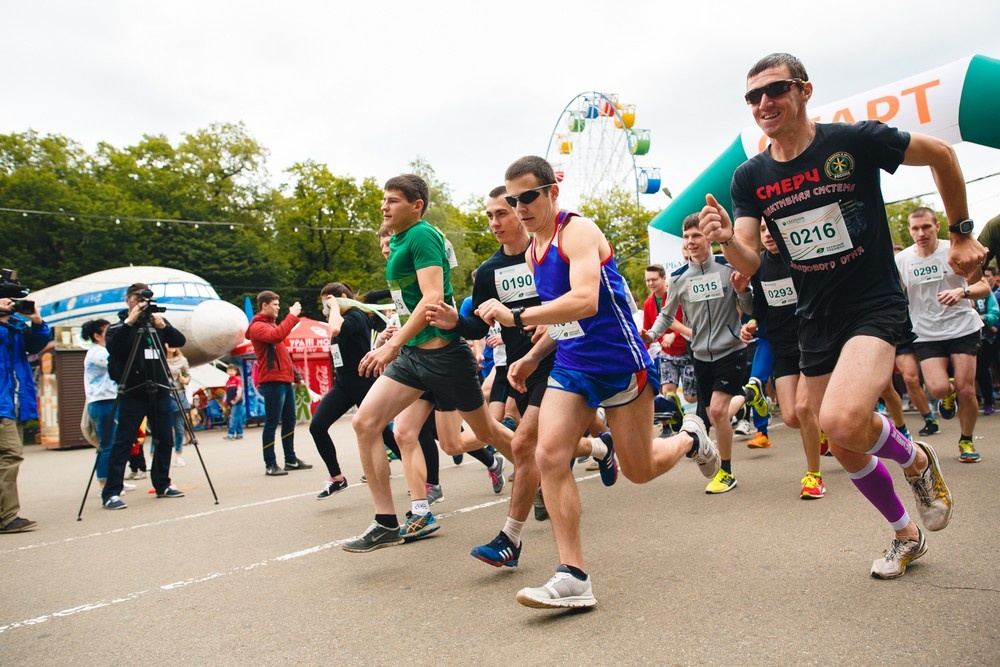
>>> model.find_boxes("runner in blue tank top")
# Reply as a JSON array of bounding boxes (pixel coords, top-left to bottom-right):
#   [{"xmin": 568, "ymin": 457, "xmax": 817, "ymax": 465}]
[{"xmin": 477, "ymin": 156, "xmax": 721, "ymax": 610}]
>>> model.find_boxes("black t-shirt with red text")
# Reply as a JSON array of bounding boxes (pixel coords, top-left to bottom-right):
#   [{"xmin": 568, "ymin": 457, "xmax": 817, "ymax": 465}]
[{"xmin": 732, "ymin": 121, "xmax": 910, "ymax": 320}]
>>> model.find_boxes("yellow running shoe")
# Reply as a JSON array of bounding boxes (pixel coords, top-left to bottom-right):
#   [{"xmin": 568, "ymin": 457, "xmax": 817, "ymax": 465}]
[
  {"xmin": 800, "ymin": 472, "xmax": 826, "ymax": 499},
  {"xmin": 705, "ymin": 469, "xmax": 737, "ymax": 494},
  {"xmin": 958, "ymin": 439, "xmax": 981, "ymax": 463}
]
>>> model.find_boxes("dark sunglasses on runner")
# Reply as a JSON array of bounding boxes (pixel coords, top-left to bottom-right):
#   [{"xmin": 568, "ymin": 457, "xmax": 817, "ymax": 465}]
[
  {"xmin": 504, "ymin": 184, "xmax": 555, "ymax": 207},
  {"xmin": 744, "ymin": 78, "xmax": 805, "ymax": 105}
]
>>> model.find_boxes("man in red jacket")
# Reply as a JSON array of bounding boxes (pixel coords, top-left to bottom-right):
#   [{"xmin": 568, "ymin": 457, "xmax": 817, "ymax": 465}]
[
  {"xmin": 643, "ymin": 264, "xmax": 694, "ymax": 436},
  {"xmin": 247, "ymin": 290, "xmax": 313, "ymax": 476}
]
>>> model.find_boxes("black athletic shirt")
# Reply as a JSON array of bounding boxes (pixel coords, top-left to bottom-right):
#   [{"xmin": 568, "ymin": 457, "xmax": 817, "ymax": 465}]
[
  {"xmin": 731, "ymin": 121, "xmax": 910, "ymax": 320},
  {"xmin": 750, "ymin": 250, "xmax": 799, "ymax": 351},
  {"xmin": 455, "ymin": 245, "xmax": 553, "ymax": 373},
  {"xmin": 331, "ymin": 308, "xmax": 378, "ymax": 382}
]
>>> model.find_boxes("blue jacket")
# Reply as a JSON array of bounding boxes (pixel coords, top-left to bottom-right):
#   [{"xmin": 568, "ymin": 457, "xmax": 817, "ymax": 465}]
[{"xmin": 0, "ymin": 315, "xmax": 52, "ymax": 421}]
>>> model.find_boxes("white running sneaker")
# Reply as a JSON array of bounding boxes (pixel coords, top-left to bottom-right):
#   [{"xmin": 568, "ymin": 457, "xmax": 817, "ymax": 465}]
[
  {"xmin": 516, "ymin": 569, "xmax": 596, "ymax": 609},
  {"xmin": 733, "ymin": 419, "xmax": 753, "ymax": 436},
  {"xmin": 871, "ymin": 529, "xmax": 927, "ymax": 579},
  {"xmin": 906, "ymin": 441, "xmax": 953, "ymax": 531},
  {"xmin": 173, "ymin": 455, "xmax": 186, "ymax": 468},
  {"xmin": 680, "ymin": 414, "xmax": 720, "ymax": 478}
]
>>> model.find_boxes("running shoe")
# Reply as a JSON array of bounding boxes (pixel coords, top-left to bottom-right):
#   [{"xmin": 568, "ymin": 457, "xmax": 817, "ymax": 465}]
[
  {"xmin": 595, "ymin": 432, "xmax": 619, "ymax": 487},
  {"xmin": 426, "ymin": 483, "xmax": 444, "ymax": 504},
  {"xmin": 385, "ymin": 445, "xmax": 400, "ymax": 461},
  {"xmin": 899, "ymin": 424, "xmax": 912, "ymax": 442},
  {"xmin": 958, "ymin": 439, "xmax": 981, "ymax": 463},
  {"xmin": 906, "ymin": 441, "xmax": 953, "ymax": 531},
  {"xmin": 400, "ymin": 511, "xmax": 439, "ymax": 542},
  {"xmin": 705, "ymin": 469, "xmax": 737, "ymax": 494},
  {"xmin": 680, "ymin": 414, "xmax": 719, "ymax": 478},
  {"xmin": 488, "ymin": 454, "xmax": 506, "ymax": 494},
  {"xmin": 533, "ymin": 487, "xmax": 548, "ymax": 521},
  {"xmin": 938, "ymin": 383, "xmax": 957, "ymax": 420},
  {"xmin": 747, "ymin": 432, "xmax": 771, "ymax": 449},
  {"xmin": 502, "ymin": 416, "xmax": 518, "ymax": 431},
  {"xmin": 265, "ymin": 465, "xmax": 288, "ymax": 476},
  {"xmin": 342, "ymin": 520, "xmax": 404, "ymax": 552},
  {"xmin": 743, "ymin": 377, "xmax": 770, "ymax": 417},
  {"xmin": 452, "ymin": 454, "xmax": 464, "ymax": 465},
  {"xmin": 470, "ymin": 531, "xmax": 521, "ymax": 567},
  {"xmin": 516, "ymin": 568, "xmax": 596, "ymax": 609},
  {"xmin": 918, "ymin": 419, "xmax": 940, "ymax": 436},
  {"xmin": 820, "ymin": 431, "xmax": 833, "ymax": 457},
  {"xmin": 173, "ymin": 455, "xmax": 186, "ymax": 467},
  {"xmin": 317, "ymin": 477, "xmax": 348, "ymax": 499},
  {"xmin": 800, "ymin": 472, "xmax": 826, "ymax": 499},
  {"xmin": 128, "ymin": 470, "xmax": 147, "ymax": 480},
  {"xmin": 156, "ymin": 486, "xmax": 185, "ymax": 498},
  {"xmin": 870, "ymin": 528, "xmax": 927, "ymax": 579},
  {"xmin": 985, "ymin": 405, "xmax": 996, "ymax": 416},
  {"xmin": 584, "ymin": 457, "xmax": 600, "ymax": 471},
  {"xmin": 733, "ymin": 419, "xmax": 753, "ymax": 436}
]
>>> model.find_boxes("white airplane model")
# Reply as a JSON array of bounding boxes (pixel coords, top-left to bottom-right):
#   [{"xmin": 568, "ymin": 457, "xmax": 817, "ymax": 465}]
[{"xmin": 29, "ymin": 266, "xmax": 248, "ymax": 366}]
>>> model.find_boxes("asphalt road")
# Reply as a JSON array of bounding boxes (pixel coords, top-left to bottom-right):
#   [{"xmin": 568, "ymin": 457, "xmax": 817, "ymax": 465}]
[{"xmin": 2, "ymin": 408, "xmax": 997, "ymax": 666}]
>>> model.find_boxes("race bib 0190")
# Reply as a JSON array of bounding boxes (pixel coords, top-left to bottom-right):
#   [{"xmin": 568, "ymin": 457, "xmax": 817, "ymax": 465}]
[{"xmin": 494, "ymin": 264, "xmax": 537, "ymax": 303}]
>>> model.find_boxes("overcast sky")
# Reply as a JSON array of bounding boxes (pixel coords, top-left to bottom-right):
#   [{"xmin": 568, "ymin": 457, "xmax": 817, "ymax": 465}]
[{"xmin": 3, "ymin": 1, "xmax": 999, "ymax": 226}]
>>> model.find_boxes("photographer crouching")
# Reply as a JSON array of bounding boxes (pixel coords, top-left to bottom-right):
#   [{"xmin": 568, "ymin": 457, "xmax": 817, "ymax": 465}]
[
  {"xmin": 102, "ymin": 283, "xmax": 186, "ymax": 510},
  {"xmin": 0, "ymin": 287, "xmax": 50, "ymax": 533}
]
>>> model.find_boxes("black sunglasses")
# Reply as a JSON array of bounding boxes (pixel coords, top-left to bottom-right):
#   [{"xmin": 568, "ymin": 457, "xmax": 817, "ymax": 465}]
[
  {"xmin": 504, "ymin": 184, "xmax": 555, "ymax": 207},
  {"xmin": 744, "ymin": 78, "xmax": 805, "ymax": 105}
]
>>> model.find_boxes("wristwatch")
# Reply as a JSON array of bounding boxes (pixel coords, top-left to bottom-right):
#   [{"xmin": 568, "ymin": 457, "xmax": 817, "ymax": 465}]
[
  {"xmin": 949, "ymin": 218, "xmax": 974, "ymax": 235},
  {"xmin": 511, "ymin": 307, "xmax": 525, "ymax": 330},
  {"xmin": 964, "ymin": 287, "xmax": 971, "ymax": 299}
]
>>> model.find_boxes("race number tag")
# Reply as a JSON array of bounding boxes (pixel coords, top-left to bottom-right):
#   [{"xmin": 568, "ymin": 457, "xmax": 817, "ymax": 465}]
[
  {"xmin": 144, "ymin": 348, "xmax": 160, "ymax": 360},
  {"xmin": 495, "ymin": 264, "xmax": 537, "ymax": 303},
  {"xmin": 330, "ymin": 343, "xmax": 344, "ymax": 368},
  {"xmin": 688, "ymin": 274, "xmax": 723, "ymax": 303},
  {"xmin": 909, "ymin": 257, "xmax": 945, "ymax": 286},
  {"xmin": 444, "ymin": 238, "xmax": 459, "ymax": 269},
  {"xmin": 761, "ymin": 277, "xmax": 797, "ymax": 307},
  {"xmin": 774, "ymin": 202, "xmax": 853, "ymax": 262},
  {"xmin": 547, "ymin": 320, "xmax": 585, "ymax": 341},
  {"xmin": 387, "ymin": 282, "xmax": 412, "ymax": 325}
]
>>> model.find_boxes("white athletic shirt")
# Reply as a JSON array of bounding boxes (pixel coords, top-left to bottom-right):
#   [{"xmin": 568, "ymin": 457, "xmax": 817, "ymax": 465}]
[{"xmin": 895, "ymin": 239, "xmax": 982, "ymax": 342}]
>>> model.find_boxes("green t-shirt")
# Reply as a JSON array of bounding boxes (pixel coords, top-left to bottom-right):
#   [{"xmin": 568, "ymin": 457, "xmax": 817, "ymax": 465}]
[{"xmin": 387, "ymin": 220, "xmax": 458, "ymax": 347}]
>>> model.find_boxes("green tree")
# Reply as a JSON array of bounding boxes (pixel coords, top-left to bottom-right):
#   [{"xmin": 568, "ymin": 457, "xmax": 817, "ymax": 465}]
[
  {"xmin": 271, "ymin": 162, "xmax": 384, "ymax": 314},
  {"xmin": 579, "ymin": 186, "xmax": 661, "ymax": 296}
]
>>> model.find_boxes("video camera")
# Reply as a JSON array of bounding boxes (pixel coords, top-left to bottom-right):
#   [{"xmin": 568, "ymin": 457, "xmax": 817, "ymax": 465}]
[
  {"xmin": 137, "ymin": 289, "xmax": 166, "ymax": 314},
  {"xmin": 0, "ymin": 268, "xmax": 35, "ymax": 315}
]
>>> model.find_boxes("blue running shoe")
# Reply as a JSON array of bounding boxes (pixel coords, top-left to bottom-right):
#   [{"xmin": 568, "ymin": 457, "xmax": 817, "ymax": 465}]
[
  {"xmin": 596, "ymin": 432, "xmax": 619, "ymax": 487},
  {"xmin": 400, "ymin": 511, "xmax": 439, "ymax": 542},
  {"xmin": 470, "ymin": 530, "xmax": 521, "ymax": 567}
]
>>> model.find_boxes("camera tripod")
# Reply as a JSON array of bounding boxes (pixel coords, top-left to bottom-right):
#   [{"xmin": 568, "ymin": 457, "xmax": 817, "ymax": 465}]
[{"xmin": 76, "ymin": 314, "xmax": 219, "ymax": 520}]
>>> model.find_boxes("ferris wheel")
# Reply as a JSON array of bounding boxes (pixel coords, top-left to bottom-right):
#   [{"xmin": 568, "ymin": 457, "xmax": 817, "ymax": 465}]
[{"xmin": 544, "ymin": 92, "xmax": 661, "ymax": 212}]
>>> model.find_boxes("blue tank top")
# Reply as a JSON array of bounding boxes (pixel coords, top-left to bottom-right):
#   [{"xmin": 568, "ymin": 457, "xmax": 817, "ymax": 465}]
[{"xmin": 530, "ymin": 211, "xmax": 651, "ymax": 374}]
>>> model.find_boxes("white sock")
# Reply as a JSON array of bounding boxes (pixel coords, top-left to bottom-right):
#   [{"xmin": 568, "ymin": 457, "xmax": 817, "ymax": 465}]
[
  {"xmin": 411, "ymin": 499, "xmax": 430, "ymax": 516},
  {"xmin": 502, "ymin": 516, "xmax": 525, "ymax": 546},
  {"xmin": 590, "ymin": 437, "xmax": 608, "ymax": 460}
]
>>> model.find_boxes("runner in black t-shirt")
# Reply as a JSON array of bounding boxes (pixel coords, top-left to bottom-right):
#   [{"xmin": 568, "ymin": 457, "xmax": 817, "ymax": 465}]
[{"xmin": 698, "ymin": 52, "xmax": 984, "ymax": 579}]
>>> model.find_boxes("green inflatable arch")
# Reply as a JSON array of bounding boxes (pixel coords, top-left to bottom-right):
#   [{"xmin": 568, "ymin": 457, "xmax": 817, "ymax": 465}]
[{"xmin": 648, "ymin": 54, "xmax": 1000, "ymax": 261}]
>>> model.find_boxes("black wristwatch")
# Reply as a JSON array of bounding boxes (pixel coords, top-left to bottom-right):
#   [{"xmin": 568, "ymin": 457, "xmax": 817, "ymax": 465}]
[
  {"xmin": 511, "ymin": 307, "xmax": 525, "ymax": 330},
  {"xmin": 949, "ymin": 218, "xmax": 974, "ymax": 235}
]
